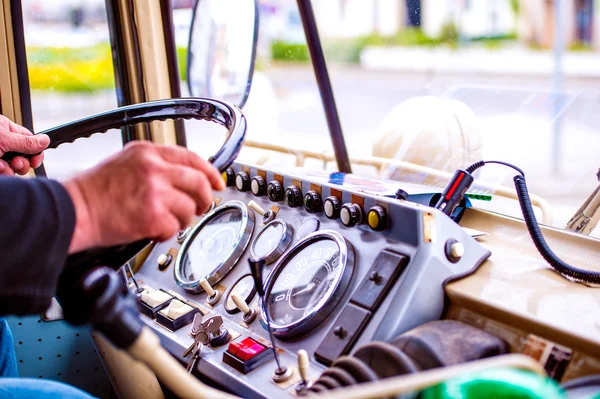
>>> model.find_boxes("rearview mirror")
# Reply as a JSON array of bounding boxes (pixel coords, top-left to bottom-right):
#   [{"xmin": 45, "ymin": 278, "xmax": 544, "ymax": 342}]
[{"xmin": 186, "ymin": 0, "xmax": 259, "ymax": 108}]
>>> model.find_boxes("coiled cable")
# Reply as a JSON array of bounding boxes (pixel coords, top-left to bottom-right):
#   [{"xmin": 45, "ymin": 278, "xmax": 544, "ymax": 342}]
[{"xmin": 466, "ymin": 161, "xmax": 600, "ymax": 284}]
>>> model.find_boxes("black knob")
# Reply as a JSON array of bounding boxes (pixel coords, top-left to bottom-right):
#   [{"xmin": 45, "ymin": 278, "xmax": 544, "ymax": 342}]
[
  {"xmin": 367, "ymin": 206, "xmax": 388, "ymax": 231},
  {"xmin": 323, "ymin": 196, "xmax": 341, "ymax": 219},
  {"xmin": 267, "ymin": 180, "xmax": 284, "ymax": 202},
  {"xmin": 395, "ymin": 189, "xmax": 408, "ymax": 201},
  {"xmin": 285, "ymin": 185, "xmax": 302, "ymax": 208},
  {"xmin": 224, "ymin": 168, "xmax": 235, "ymax": 187},
  {"xmin": 333, "ymin": 326, "xmax": 347, "ymax": 339},
  {"xmin": 303, "ymin": 190, "xmax": 322, "ymax": 214},
  {"xmin": 340, "ymin": 203, "xmax": 362, "ymax": 227},
  {"xmin": 235, "ymin": 171, "xmax": 250, "ymax": 192},
  {"xmin": 251, "ymin": 176, "xmax": 267, "ymax": 196}
]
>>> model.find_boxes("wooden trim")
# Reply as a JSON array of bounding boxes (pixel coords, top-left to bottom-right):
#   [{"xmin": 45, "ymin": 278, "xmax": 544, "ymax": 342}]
[
  {"xmin": 132, "ymin": 0, "xmax": 177, "ymax": 146},
  {"xmin": 0, "ymin": 2, "xmax": 16, "ymax": 121}
]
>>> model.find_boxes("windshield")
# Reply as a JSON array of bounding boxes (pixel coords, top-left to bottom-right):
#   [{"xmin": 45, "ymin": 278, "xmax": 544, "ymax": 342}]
[{"xmin": 182, "ymin": 0, "xmax": 600, "ymax": 237}]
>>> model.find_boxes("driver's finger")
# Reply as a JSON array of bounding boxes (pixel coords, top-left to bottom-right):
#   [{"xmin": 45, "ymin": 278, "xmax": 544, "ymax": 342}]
[
  {"xmin": 0, "ymin": 160, "xmax": 14, "ymax": 175},
  {"xmin": 30, "ymin": 153, "xmax": 44, "ymax": 169},
  {"xmin": 152, "ymin": 212, "xmax": 182, "ymax": 243},
  {"xmin": 10, "ymin": 156, "xmax": 31, "ymax": 175},
  {"xmin": 153, "ymin": 145, "xmax": 225, "ymax": 191},
  {"xmin": 166, "ymin": 164, "xmax": 214, "ymax": 215},
  {"xmin": 8, "ymin": 122, "xmax": 33, "ymax": 136},
  {"xmin": 165, "ymin": 189, "xmax": 197, "ymax": 232},
  {"xmin": 0, "ymin": 133, "xmax": 49, "ymax": 155}
]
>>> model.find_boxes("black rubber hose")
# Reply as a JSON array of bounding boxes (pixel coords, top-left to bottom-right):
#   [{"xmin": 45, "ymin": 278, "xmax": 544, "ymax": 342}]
[{"xmin": 514, "ymin": 175, "xmax": 600, "ymax": 284}]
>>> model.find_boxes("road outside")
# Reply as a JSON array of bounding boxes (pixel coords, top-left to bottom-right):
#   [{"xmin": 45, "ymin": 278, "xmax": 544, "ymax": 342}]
[
  {"xmin": 19, "ymin": 0, "xmax": 600, "ymax": 236},
  {"xmin": 35, "ymin": 65, "xmax": 600, "ymax": 234}
]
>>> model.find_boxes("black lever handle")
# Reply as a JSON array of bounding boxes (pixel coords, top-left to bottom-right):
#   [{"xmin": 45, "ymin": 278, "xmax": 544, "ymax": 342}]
[{"xmin": 248, "ymin": 258, "xmax": 266, "ymax": 297}]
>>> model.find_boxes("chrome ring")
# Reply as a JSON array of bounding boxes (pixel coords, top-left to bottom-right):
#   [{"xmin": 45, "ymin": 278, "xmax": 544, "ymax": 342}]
[
  {"xmin": 250, "ymin": 219, "xmax": 293, "ymax": 265},
  {"xmin": 174, "ymin": 200, "xmax": 255, "ymax": 293},
  {"xmin": 261, "ymin": 230, "xmax": 354, "ymax": 339}
]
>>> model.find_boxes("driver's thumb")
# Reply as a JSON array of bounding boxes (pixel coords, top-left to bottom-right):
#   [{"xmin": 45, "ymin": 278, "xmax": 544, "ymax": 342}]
[{"xmin": 3, "ymin": 134, "xmax": 50, "ymax": 154}]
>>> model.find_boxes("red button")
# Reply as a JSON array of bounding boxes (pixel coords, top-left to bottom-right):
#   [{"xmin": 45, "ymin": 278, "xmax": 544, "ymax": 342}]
[{"xmin": 227, "ymin": 338, "xmax": 266, "ymax": 362}]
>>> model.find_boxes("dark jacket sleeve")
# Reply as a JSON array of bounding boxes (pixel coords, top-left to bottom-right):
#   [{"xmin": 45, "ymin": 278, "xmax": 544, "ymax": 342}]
[{"xmin": 0, "ymin": 176, "xmax": 75, "ymax": 315}]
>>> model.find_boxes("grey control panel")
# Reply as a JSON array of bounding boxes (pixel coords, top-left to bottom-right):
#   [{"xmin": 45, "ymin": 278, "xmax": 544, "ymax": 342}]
[{"xmin": 133, "ymin": 162, "xmax": 490, "ymax": 398}]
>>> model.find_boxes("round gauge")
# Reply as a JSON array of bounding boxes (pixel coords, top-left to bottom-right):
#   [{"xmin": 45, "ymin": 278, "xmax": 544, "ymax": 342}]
[
  {"xmin": 224, "ymin": 274, "xmax": 257, "ymax": 314},
  {"xmin": 250, "ymin": 219, "xmax": 293, "ymax": 265},
  {"xmin": 175, "ymin": 201, "xmax": 254, "ymax": 293},
  {"xmin": 262, "ymin": 230, "xmax": 354, "ymax": 338}
]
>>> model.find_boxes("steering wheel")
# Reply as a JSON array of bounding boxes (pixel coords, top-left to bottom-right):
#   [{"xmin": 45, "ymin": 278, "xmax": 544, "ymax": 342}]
[
  {"xmin": 5, "ymin": 98, "xmax": 246, "ymax": 271},
  {"xmin": 3, "ymin": 98, "xmax": 246, "ymax": 349}
]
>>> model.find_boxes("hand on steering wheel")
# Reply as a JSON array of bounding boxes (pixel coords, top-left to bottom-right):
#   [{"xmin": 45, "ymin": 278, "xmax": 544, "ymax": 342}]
[{"xmin": 3, "ymin": 98, "xmax": 246, "ymax": 270}]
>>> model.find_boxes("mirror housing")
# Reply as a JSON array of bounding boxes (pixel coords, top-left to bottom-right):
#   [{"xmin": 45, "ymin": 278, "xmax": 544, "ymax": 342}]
[{"xmin": 186, "ymin": 0, "xmax": 259, "ymax": 108}]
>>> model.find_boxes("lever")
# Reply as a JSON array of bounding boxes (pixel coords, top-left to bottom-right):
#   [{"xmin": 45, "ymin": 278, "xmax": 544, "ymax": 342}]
[
  {"xmin": 248, "ymin": 200, "xmax": 276, "ymax": 223},
  {"xmin": 200, "ymin": 278, "xmax": 222, "ymax": 306},
  {"xmin": 231, "ymin": 293, "xmax": 257, "ymax": 324},
  {"xmin": 248, "ymin": 258, "xmax": 293, "ymax": 383},
  {"xmin": 295, "ymin": 349, "xmax": 311, "ymax": 393},
  {"xmin": 124, "ymin": 262, "xmax": 143, "ymax": 295}
]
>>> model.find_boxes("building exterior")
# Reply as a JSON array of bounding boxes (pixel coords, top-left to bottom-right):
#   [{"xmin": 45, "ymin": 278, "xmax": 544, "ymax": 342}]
[{"xmin": 519, "ymin": 0, "xmax": 600, "ymax": 48}]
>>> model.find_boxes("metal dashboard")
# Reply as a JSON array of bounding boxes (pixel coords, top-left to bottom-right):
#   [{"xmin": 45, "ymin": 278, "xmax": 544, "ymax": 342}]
[{"xmin": 132, "ymin": 162, "xmax": 490, "ymax": 398}]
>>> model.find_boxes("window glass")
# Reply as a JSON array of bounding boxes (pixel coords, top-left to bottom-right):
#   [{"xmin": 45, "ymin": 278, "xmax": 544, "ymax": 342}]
[
  {"xmin": 177, "ymin": 0, "xmax": 600, "ymax": 237},
  {"xmin": 22, "ymin": 0, "xmax": 122, "ymax": 179}
]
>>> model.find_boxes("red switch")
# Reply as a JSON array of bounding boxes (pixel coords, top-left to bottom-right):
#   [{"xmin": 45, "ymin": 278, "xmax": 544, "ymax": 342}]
[{"xmin": 227, "ymin": 338, "xmax": 266, "ymax": 362}]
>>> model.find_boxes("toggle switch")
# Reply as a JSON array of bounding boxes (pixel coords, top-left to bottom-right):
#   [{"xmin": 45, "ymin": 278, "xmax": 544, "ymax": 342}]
[
  {"xmin": 200, "ymin": 278, "xmax": 222, "ymax": 306},
  {"xmin": 231, "ymin": 293, "xmax": 257, "ymax": 324},
  {"xmin": 295, "ymin": 349, "xmax": 311, "ymax": 393},
  {"xmin": 139, "ymin": 287, "xmax": 173, "ymax": 319},
  {"xmin": 223, "ymin": 337, "xmax": 274, "ymax": 374},
  {"xmin": 156, "ymin": 298, "xmax": 200, "ymax": 332},
  {"xmin": 248, "ymin": 200, "xmax": 276, "ymax": 223},
  {"xmin": 157, "ymin": 253, "xmax": 172, "ymax": 271}
]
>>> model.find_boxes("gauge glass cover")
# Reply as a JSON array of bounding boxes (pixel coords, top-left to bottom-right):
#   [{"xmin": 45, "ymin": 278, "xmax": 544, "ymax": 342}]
[
  {"xmin": 175, "ymin": 201, "xmax": 254, "ymax": 293},
  {"xmin": 250, "ymin": 219, "xmax": 292, "ymax": 264},
  {"xmin": 263, "ymin": 230, "xmax": 353, "ymax": 338}
]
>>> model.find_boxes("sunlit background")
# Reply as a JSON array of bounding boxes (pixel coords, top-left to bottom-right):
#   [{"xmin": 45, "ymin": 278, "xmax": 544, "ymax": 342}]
[{"xmin": 19, "ymin": 0, "xmax": 600, "ymax": 236}]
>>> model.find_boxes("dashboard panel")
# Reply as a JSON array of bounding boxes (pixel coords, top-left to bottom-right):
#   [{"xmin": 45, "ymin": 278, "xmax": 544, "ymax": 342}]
[{"xmin": 132, "ymin": 162, "xmax": 490, "ymax": 398}]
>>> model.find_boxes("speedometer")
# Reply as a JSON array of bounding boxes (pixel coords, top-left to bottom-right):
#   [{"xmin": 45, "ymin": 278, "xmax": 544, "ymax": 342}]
[
  {"xmin": 175, "ymin": 201, "xmax": 254, "ymax": 293},
  {"xmin": 262, "ymin": 230, "xmax": 354, "ymax": 338}
]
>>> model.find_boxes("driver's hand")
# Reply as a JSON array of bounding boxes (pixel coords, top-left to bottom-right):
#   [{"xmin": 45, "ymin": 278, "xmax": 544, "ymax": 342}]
[
  {"xmin": 0, "ymin": 115, "xmax": 49, "ymax": 175},
  {"xmin": 64, "ymin": 141, "xmax": 225, "ymax": 253}
]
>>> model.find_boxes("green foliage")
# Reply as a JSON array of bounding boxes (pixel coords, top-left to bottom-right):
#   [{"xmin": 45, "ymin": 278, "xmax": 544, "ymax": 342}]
[
  {"xmin": 361, "ymin": 28, "xmax": 440, "ymax": 47},
  {"xmin": 177, "ymin": 46, "xmax": 188, "ymax": 81},
  {"xmin": 27, "ymin": 44, "xmax": 115, "ymax": 93},
  {"xmin": 569, "ymin": 41, "xmax": 593, "ymax": 52},
  {"xmin": 271, "ymin": 41, "xmax": 310, "ymax": 62},
  {"xmin": 26, "ymin": 44, "xmax": 190, "ymax": 92},
  {"xmin": 438, "ymin": 22, "xmax": 459, "ymax": 45},
  {"xmin": 509, "ymin": 0, "xmax": 520, "ymax": 15}
]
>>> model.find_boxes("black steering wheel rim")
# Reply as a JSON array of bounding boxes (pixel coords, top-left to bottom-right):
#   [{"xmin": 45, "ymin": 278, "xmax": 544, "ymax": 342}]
[
  {"xmin": 53, "ymin": 97, "xmax": 247, "ymax": 271},
  {"xmin": 2, "ymin": 97, "xmax": 246, "ymax": 172}
]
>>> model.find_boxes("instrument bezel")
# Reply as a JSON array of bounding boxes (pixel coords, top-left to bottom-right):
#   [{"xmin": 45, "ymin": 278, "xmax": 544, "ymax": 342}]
[
  {"xmin": 262, "ymin": 230, "xmax": 354, "ymax": 338},
  {"xmin": 174, "ymin": 200, "xmax": 255, "ymax": 293},
  {"xmin": 249, "ymin": 219, "xmax": 293, "ymax": 265}
]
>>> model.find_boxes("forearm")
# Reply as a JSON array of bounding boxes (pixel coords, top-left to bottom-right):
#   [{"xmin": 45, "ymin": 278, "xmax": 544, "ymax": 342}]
[{"xmin": 0, "ymin": 177, "xmax": 75, "ymax": 315}]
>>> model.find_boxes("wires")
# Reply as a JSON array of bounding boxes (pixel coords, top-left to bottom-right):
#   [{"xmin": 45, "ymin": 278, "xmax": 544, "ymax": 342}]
[{"xmin": 445, "ymin": 160, "xmax": 600, "ymax": 284}]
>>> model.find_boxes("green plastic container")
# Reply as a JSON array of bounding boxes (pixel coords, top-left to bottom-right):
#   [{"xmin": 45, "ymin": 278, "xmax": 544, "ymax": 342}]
[{"xmin": 420, "ymin": 368, "xmax": 565, "ymax": 399}]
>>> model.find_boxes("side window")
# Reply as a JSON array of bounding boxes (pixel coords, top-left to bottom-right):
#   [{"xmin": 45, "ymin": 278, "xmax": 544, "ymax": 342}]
[{"xmin": 22, "ymin": 1, "xmax": 122, "ymax": 179}]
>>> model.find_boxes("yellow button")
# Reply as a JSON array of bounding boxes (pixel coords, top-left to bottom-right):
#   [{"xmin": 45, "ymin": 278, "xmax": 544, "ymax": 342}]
[
  {"xmin": 222, "ymin": 172, "xmax": 228, "ymax": 182},
  {"xmin": 368, "ymin": 210, "xmax": 380, "ymax": 229}
]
